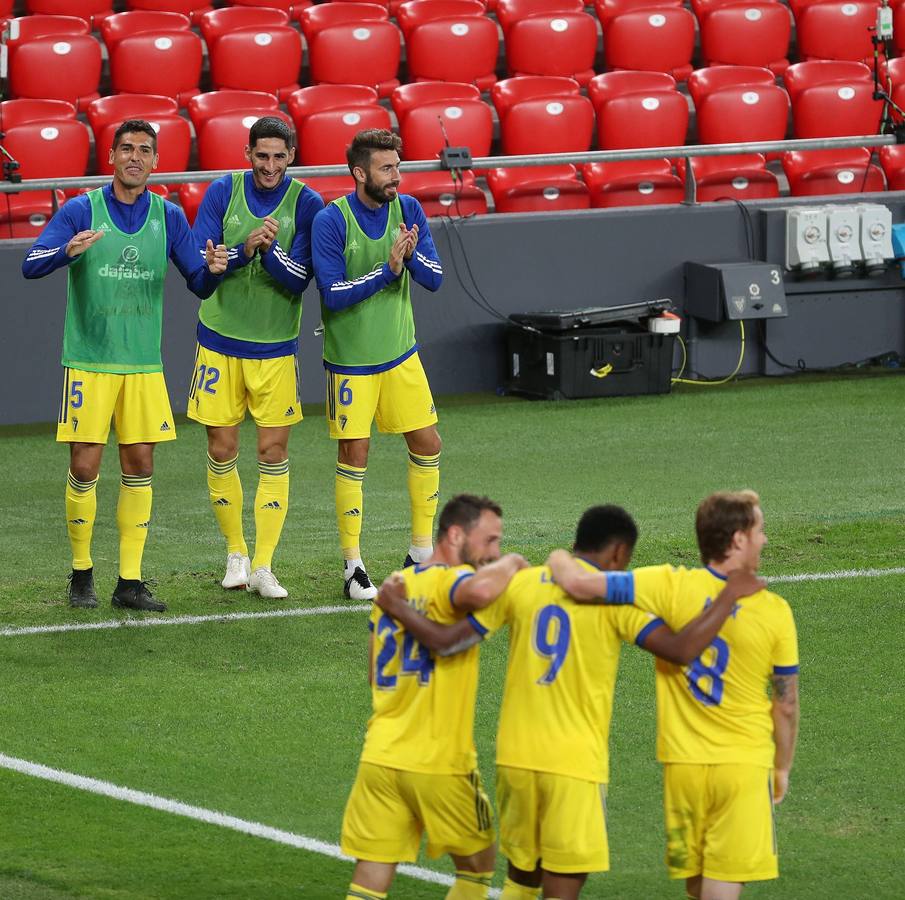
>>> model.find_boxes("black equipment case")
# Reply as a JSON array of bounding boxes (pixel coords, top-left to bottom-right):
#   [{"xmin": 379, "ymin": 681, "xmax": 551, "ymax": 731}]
[{"xmin": 506, "ymin": 300, "xmax": 676, "ymax": 401}]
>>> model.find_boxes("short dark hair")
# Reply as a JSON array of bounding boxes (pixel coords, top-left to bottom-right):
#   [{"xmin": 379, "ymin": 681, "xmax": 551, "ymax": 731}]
[
  {"xmin": 249, "ymin": 116, "xmax": 294, "ymax": 149},
  {"xmin": 573, "ymin": 505, "xmax": 638, "ymax": 554},
  {"xmin": 346, "ymin": 128, "xmax": 402, "ymax": 174},
  {"xmin": 436, "ymin": 494, "xmax": 502, "ymax": 541},
  {"xmin": 112, "ymin": 120, "xmax": 157, "ymax": 153},
  {"xmin": 695, "ymin": 490, "xmax": 760, "ymax": 564}
]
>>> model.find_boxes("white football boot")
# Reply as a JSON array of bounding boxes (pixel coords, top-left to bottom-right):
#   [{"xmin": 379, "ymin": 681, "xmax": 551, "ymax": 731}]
[
  {"xmin": 247, "ymin": 565, "xmax": 288, "ymax": 599},
  {"xmin": 222, "ymin": 553, "xmax": 251, "ymax": 590}
]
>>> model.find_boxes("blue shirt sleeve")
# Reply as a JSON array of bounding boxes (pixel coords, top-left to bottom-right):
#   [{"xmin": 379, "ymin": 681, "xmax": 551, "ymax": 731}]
[
  {"xmin": 312, "ymin": 202, "xmax": 400, "ymax": 312},
  {"xmin": 260, "ymin": 185, "xmax": 324, "ymax": 295},
  {"xmin": 401, "ymin": 196, "xmax": 443, "ymax": 292},
  {"xmin": 165, "ymin": 201, "xmax": 221, "ymax": 300},
  {"xmin": 21, "ymin": 196, "xmax": 91, "ymax": 279},
  {"xmin": 191, "ymin": 175, "xmax": 249, "ymax": 275}
]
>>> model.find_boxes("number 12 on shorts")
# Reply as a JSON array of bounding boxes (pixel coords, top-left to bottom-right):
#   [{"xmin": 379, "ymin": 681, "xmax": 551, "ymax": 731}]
[{"xmin": 196, "ymin": 364, "xmax": 220, "ymax": 395}]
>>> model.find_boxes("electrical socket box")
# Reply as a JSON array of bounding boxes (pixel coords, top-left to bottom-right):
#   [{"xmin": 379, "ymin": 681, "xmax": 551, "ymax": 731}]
[
  {"xmin": 786, "ymin": 207, "xmax": 830, "ymax": 272},
  {"xmin": 684, "ymin": 261, "xmax": 787, "ymax": 322},
  {"xmin": 857, "ymin": 203, "xmax": 894, "ymax": 274},
  {"xmin": 826, "ymin": 205, "xmax": 862, "ymax": 277}
]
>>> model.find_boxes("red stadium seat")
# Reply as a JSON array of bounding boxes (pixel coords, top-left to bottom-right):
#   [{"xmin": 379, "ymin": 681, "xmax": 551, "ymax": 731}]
[
  {"xmin": 228, "ymin": 0, "xmax": 312, "ymax": 23},
  {"xmin": 796, "ymin": 1, "xmax": 879, "ymax": 65},
  {"xmin": 499, "ymin": 94, "xmax": 595, "ymax": 154},
  {"xmin": 582, "ymin": 160, "xmax": 684, "ymax": 207},
  {"xmin": 299, "ymin": 1, "xmax": 388, "ymax": 40},
  {"xmin": 399, "ymin": 99, "xmax": 493, "ymax": 159},
  {"xmin": 677, "ymin": 154, "xmax": 780, "ymax": 201},
  {"xmin": 0, "ymin": 99, "xmax": 76, "ymax": 130},
  {"xmin": 125, "ymin": 1, "xmax": 214, "ymax": 25},
  {"xmin": 199, "ymin": 6, "xmax": 289, "ymax": 47},
  {"xmin": 303, "ymin": 175, "xmax": 357, "ymax": 203},
  {"xmin": 782, "ymin": 148, "xmax": 886, "ymax": 195},
  {"xmin": 505, "ymin": 12, "xmax": 598, "ymax": 85},
  {"xmin": 878, "ymin": 144, "xmax": 905, "ymax": 190},
  {"xmin": 0, "ymin": 190, "xmax": 66, "ymax": 239},
  {"xmin": 603, "ymin": 8, "xmax": 695, "ymax": 82},
  {"xmin": 588, "ymin": 70, "xmax": 677, "ymax": 108},
  {"xmin": 2, "ymin": 120, "xmax": 91, "ymax": 180},
  {"xmin": 791, "ymin": 81, "xmax": 884, "ymax": 139},
  {"xmin": 24, "ymin": 1, "xmax": 113, "ymax": 24},
  {"xmin": 487, "ymin": 165, "xmax": 591, "ymax": 212},
  {"xmin": 594, "ymin": 0, "xmax": 683, "ymax": 28},
  {"xmin": 696, "ymin": 84, "xmax": 790, "ymax": 144},
  {"xmin": 0, "ymin": 0, "xmax": 12, "ymax": 13},
  {"xmin": 8, "ymin": 35, "xmax": 102, "ymax": 110},
  {"xmin": 190, "ymin": 90, "xmax": 280, "ymax": 135},
  {"xmin": 596, "ymin": 89, "xmax": 689, "ymax": 150},
  {"xmin": 401, "ymin": 170, "xmax": 489, "ymax": 216},
  {"xmin": 109, "ymin": 31, "xmax": 202, "ymax": 107},
  {"xmin": 885, "ymin": 56, "xmax": 905, "ymax": 88},
  {"xmin": 492, "ymin": 75, "xmax": 582, "ymax": 120},
  {"xmin": 699, "ymin": 3, "xmax": 791, "ymax": 75},
  {"xmin": 4, "ymin": 14, "xmax": 89, "ymax": 48},
  {"xmin": 298, "ymin": 105, "xmax": 393, "ymax": 165},
  {"xmin": 307, "ymin": 21, "xmax": 402, "ymax": 97},
  {"xmin": 177, "ymin": 181, "xmax": 209, "ymax": 225},
  {"xmin": 100, "ymin": 10, "xmax": 191, "ymax": 51},
  {"xmin": 392, "ymin": 82, "xmax": 482, "ymax": 127},
  {"xmin": 406, "ymin": 16, "xmax": 500, "ymax": 90},
  {"xmin": 686, "ymin": 65, "xmax": 775, "ymax": 108},
  {"xmin": 86, "ymin": 95, "xmax": 179, "ymax": 145},
  {"xmin": 95, "ymin": 116, "xmax": 192, "ymax": 179},
  {"xmin": 208, "ymin": 25, "xmax": 302, "ymax": 101},
  {"xmin": 496, "ymin": 0, "xmax": 584, "ymax": 33},
  {"xmin": 289, "ymin": 84, "xmax": 379, "ymax": 130},
  {"xmin": 783, "ymin": 60, "xmax": 872, "ymax": 102},
  {"xmin": 396, "ymin": 0, "xmax": 486, "ymax": 38},
  {"xmin": 197, "ymin": 109, "xmax": 293, "ymax": 170}
]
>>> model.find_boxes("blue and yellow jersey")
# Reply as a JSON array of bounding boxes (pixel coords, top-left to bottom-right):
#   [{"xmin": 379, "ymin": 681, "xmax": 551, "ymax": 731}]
[
  {"xmin": 362, "ymin": 562, "xmax": 479, "ymax": 775},
  {"xmin": 472, "ymin": 562, "xmax": 661, "ymax": 784},
  {"xmin": 628, "ymin": 564, "xmax": 799, "ymax": 767}
]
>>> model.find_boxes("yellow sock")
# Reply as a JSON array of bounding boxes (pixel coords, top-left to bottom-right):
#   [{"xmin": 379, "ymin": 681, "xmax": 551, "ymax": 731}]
[
  {"xmin": 252, "ymin": 459, "xmax": 289, "ymax": 570},
  {"xmin": 446, "ymin": 871, "xmax": 493, "ymax": 899},
  {"xmin": 407, "ymin": 451, "xmax": 440, "ymax": 549},
  {"xmin": 66, "ymin": 470, "xmax": 98, "ymax": 570},
  {"xmin": 336, "ymin": 462, "xmax": 366, "ymax": 561},
  {"xmin": 117, "ymin": 474, "xmax": 152, "ymax": 580},
  {"xmin": 500, "ymin": 878, "xmax": 541, "ymax": 900},
  {"xmin": 207, "ymin": 453, "xmax": 247, "ymax": 556},
  {"xmin": 346, "ymin": 885, "xmax": 387, "ymax": 900}
]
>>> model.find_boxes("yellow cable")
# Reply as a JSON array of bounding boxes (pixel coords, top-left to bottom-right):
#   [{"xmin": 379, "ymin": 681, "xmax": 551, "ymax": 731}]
[{"xmin": 672, "ymin": 320, "xmax": 745, "ymax": 386}]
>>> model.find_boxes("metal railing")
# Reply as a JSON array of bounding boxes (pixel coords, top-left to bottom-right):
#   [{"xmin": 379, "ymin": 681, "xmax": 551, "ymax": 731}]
[{"xmin": 0, "ymin": 134, "xmax": 900, "ymax": 205}]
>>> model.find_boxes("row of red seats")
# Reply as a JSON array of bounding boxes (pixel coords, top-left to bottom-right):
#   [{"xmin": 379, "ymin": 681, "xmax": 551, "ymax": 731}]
[
  {"xmin": 4, "ymin": 0, "xmax": 904, "ymax": 109},
  {"xmin": 2, "ymin": 146, "xmax": 899, "ymax": 241}
]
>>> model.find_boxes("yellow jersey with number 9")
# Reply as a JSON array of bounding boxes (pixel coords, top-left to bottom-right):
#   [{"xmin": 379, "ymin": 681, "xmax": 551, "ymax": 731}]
[
  {"xmin": 361, "ymin": 562, "xmax": 479, "ymax": 775},
  {"xmin": 629, "ymin": 564, "xmax": 799, "ymax": 767}
]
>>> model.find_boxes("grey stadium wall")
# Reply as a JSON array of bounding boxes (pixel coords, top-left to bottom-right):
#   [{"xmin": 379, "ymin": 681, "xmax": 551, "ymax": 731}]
[{"xmin": 3, "ymin": 194, "xmax": 905, "ymax": 426}]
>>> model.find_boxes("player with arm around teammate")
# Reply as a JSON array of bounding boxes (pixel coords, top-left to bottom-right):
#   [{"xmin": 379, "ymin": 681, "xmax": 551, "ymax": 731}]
[
  {"xmin": 22, "ymin": 119, "xmax": 227, "ymax": 611},
  {"xmin": 548, "ymin": 490, "xmax": 800, "ymax": 900},
  {"xmin": 341, "ymin": 494, "xmax": 529, "ymax": 900},
  {"xmin": 377, "ymin": 505, "xmax": 765, "ymax": 900},
  {"xmin": 311, "ymin": 128, "xmax": 443, "ymax": 602},
  {"xmin": 188, "ymin": 116, "xmax": 324, "ymax": 599}
]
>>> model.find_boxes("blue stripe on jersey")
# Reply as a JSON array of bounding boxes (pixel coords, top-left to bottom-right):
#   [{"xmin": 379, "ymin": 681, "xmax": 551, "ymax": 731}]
[
  {"xmin": 196, "ymin": 321, "xmax": 297, "ymax": 359},
  {"xmin": 323, "ymin": 343, "xmax": 418, "ymax": 375},
  {"xmin": 604, "ymin": 571, "xmax": 635, "ymax": 605},
  {"xmin": 448, "ymin": 572, "xmax": 475, "ymax": 607},
  {"xmin": 367, "ymin": 619, "xmax": 374, "ymax": 632},
  {"xmin": 773, "ymin": 664, "xmax": 799, "ymax": 675},
  {"xmin": 705, "ymin": 565, "xmax": 729, "ymax": 581},
  {"xmin": 466, "ymin": 613, "xmax": 488, "ymax": 637},
  {"xmin": 414, "ymin": 563, "xmax": 445, "ymax": 573},
  {"xmin": 635, "ymin": 616, "xmax": 666, "ymax": 647}
]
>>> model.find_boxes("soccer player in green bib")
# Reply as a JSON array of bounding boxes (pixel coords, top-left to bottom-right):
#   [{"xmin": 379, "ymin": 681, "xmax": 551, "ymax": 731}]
[
  {"xmin": 188, "ymin": 117, "xmax": 324, "ymax": 599},
  {"xmin": 312, "ymin": 129, "xmax": 443, "ymax": 601},
  {"xmin": 22, "ymin": 120, "xmax": 228, "ymax": 611}
]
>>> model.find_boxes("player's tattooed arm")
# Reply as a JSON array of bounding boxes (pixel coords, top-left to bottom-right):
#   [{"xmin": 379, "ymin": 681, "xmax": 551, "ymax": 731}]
[{"xmin": 771, "ymin": 672, "xmax": 800, "ymax": 804}]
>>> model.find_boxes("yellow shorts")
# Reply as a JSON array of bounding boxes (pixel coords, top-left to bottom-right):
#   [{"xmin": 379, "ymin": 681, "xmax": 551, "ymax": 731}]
[
  {"xmin": 326, "ymin": 352, "xmax": 437, "ymax": 440},
  {"xmin": 496, "ymin": 766, "xmax": 609, "ymax": 875},
  {"xmin": 341, "ymin": 762, "xmax": 494, "ymax": 863},
  {"xmin": 186, "ymin": 344, "xmax": 302, "ymax": 428},
  {"xmin": 56, "ymin": 367, "xmax": 176, "ymax": 445},
  {"xmin": 663, "ymin": 763, "xmax": 778, "ymax": 883}
]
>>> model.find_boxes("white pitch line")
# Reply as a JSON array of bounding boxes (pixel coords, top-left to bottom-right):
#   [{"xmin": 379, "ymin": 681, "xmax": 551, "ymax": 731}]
[
  {"xmin": 0, "ymin": 604, "xmax": 370, "ymax": 637},
  {"xmin": 0, "ymin": 752, "xmax": 501, "ymax": 895},
  {"xmin": 767, "ymin": 566, "xmax": 905, "ymax": 585}
]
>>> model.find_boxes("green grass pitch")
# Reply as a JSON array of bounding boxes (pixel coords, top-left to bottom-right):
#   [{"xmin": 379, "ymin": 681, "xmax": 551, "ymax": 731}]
[{"xmin": 0, "ymin": 373, "xmax": 903, "ymax": 898}]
